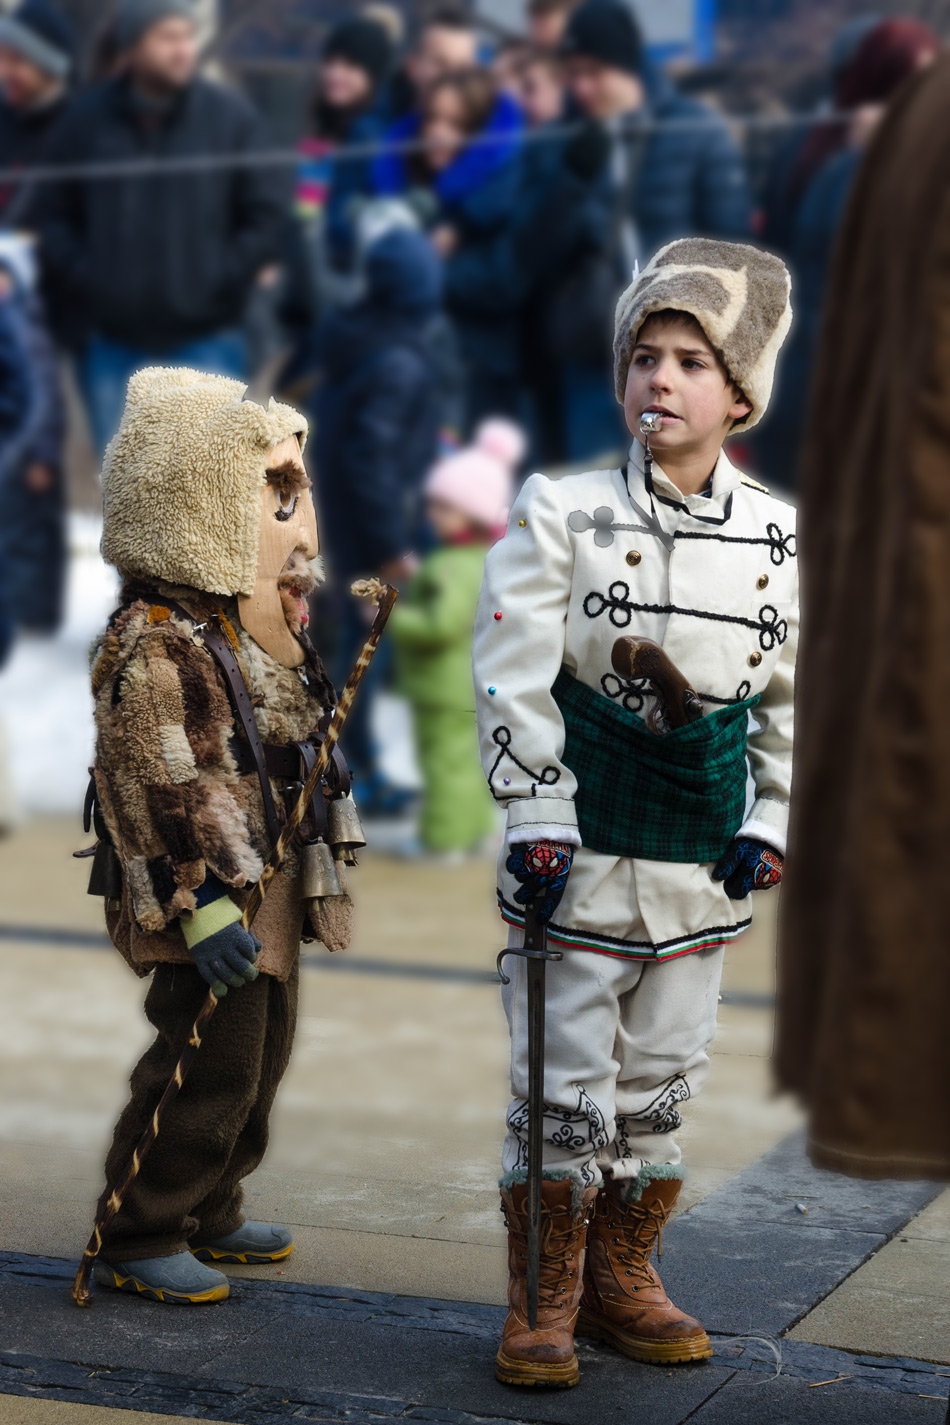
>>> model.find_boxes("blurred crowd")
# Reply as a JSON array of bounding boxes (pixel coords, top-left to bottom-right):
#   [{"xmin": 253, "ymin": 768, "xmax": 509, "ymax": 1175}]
[{"xmin": 0, "ymin": 0, "xmax": 941, "ymax": 847}]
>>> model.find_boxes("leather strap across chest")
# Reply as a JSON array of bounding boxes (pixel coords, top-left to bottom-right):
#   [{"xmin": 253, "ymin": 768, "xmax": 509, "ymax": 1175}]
[{"xmin": 196, "ymin": 616, "xmax": 284, "ymax": 851}]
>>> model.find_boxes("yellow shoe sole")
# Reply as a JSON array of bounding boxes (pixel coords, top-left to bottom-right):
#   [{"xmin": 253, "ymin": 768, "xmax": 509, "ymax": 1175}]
[
  {"xmin": 97, "ymin": 1265, "xmax": 230, "ymax": 1305},
  {"xmin": 576, "ymin": 1308, "xmax": 713, "ymax": 1365},
  {"xmin": 191, "ymin": 1241, "xmax": 294, "ymax": 1266},
  {"xmin": 494, "ymin": 1348, "xmax": 580, "ymax": 1389}
]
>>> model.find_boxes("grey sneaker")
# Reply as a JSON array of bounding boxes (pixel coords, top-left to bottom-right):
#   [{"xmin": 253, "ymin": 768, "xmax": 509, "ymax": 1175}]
[
  {"xmin": 93, "ymin": 1251, "xmax": 229, "ymax": 1304},
  {"xmin": 191, "ymin": 1220, "xmax": 294, "ymax": 1265}
]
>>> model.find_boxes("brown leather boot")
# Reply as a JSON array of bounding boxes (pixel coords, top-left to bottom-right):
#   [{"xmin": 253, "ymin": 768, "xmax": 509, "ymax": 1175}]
[
  {"xmin": 577, "ymin": 1173, "xmax": 712, "ymax": 1365},
  {"xmin": 495, "ymin": 1176, "xmax": 598, "ymax": 1389}
]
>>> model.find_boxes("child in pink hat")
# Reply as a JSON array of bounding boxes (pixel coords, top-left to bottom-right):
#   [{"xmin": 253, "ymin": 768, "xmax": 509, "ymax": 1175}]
[{"xmin": 390, "ymin": 419, "xmax": 525, "ymax": 858}]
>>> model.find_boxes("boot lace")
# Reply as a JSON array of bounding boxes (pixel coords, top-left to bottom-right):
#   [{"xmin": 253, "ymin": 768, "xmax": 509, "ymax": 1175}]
[
  {"xmin": 607, "ymin": 1200, "xmax": 666, "ymax": 1286},
  {"xmin": 504, "ymin": 1203, "xmax": 586, "ymax": 1308}
]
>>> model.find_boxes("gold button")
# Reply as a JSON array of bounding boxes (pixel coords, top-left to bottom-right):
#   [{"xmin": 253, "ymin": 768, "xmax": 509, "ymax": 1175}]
[
  {"xmin": 757, "ymin": 574, "xmax": 769, "ymax": 590},
  {"xmin": 749, "ymin": 651, "xmax": 763, "ymax": 668},
  {"xmin": 626, "ymin": 550, "xmax": 642, "ymax": 567}
]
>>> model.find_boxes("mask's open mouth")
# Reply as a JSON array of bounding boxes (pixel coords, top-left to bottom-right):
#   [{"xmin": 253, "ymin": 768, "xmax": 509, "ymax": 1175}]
[{"xmin": 278, "ymin": 554, "xmax": 324, "ymax": 635}]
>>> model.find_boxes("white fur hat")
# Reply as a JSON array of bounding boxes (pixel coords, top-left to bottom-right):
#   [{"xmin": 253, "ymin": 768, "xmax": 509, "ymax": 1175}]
[
  {"xmin": 613, "ymin": 238, "xmax": 792, "ymax": 430},
  {"xmin": 101, "ymin": 367, "xmax": 307, "ymax": 596}
]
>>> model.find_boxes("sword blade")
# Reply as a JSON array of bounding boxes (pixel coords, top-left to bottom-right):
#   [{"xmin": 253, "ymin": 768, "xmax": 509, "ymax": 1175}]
[{"xmin": 524, "ymin": 907, "xmax": 547, "ymax": 1332}]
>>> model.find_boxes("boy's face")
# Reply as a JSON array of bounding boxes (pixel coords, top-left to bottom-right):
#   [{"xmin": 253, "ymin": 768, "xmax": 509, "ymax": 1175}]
[{"xmin": 623, "ymin": 313, "xmax": 752, "ymax": 454}]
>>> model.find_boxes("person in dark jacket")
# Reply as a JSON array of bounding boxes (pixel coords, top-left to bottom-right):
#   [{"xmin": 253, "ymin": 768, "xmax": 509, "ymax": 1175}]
[
  {"xmin": 373, "ymin": 67, "xmax": 524, "ymax": 430},
  {"xmin": 37, "ymin": 0, "xmax": 285, "ymax": 454},
  {"xmin": 755, "ymin": 17, "xmax": 940, "ymax": 491},
  {"xmin": 0, "ymin": 0, "xmax": 73, "ymax": 228},
  {"xmin": 314, "ymin": 226, "xmax": 448, "ymax": 814},
  {"xmin": 0, "ymin": 234, "xmax": 65, "ymax": 632},
  {"xmin": 289, "ymin": 17, "xmax": 395, "ymax": 323},
  {"xmin": 516, "ymin": 0, "xmax": 751, "ymax": 462}
]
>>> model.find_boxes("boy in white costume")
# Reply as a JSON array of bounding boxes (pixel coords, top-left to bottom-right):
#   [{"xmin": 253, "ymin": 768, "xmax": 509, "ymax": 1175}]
[{"xmin": 473, "ymin": 239, "xmax": 796, "ymax": 1389}]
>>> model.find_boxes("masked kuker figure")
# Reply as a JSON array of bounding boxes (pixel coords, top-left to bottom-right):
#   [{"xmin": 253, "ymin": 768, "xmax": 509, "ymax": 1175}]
[{"xmin": 84, "ymin": 368, "xmax": 363, "ymax": 1304}]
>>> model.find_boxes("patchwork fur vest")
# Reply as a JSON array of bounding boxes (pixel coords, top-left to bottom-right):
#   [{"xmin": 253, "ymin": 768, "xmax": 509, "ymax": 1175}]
[{"xmin": 91, "ymin": 584, "xmax": 336, "ymax": 981}]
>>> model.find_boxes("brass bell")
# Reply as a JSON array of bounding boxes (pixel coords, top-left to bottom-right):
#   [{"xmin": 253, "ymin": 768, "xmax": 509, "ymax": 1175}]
[
  {"xmin": 301, "ymin": 839, "xmax": 343, "ymax": 899},
  {"xmin": 326, "ymin": 796, "xmax": 366, "ymax": 857},
  {"xmin": 87, "ymin": 839, "xmax": 124, "ymax": 899}
]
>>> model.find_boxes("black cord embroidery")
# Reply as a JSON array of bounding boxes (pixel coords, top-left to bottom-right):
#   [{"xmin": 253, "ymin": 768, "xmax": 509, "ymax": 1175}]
[
  {"xmin": 601, "ymin": 671, "xmax": 650, "ymax": 713},
  {"xmin": 642, "ymin": 1075, "xmax": 691, "ymax": 1134},
  {"xmin": 700, "ymin": 680, "xmax": 753, "ymax": 706},
  {"xmin": 584, "ymin": 583, "xmax": 788, "ymax": 651},
  {"xmin": 675, "ymin": 522, "xmax": 797, "ymax": 566},
  {"xmin": 488, "ymin": 726, "xmax": 561, "ymax": 801}
]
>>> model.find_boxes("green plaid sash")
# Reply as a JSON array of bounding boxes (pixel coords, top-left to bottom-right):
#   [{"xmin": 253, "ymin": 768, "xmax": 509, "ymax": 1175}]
[{"xmin": 552, "ymin": 668, "xmax": 759, "ymax": 863}]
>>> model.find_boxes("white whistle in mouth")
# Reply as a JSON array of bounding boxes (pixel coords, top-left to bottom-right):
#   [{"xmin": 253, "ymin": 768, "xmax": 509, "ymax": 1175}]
[{"xmin": 639, "ymin": 410, "xmax": 663, "ymax": 435}]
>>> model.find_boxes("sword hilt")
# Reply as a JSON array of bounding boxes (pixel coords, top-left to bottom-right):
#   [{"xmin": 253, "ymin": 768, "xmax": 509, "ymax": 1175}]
[{"xmin": 496, "ymin": 942, "xmax": 563, "ymax": 985}]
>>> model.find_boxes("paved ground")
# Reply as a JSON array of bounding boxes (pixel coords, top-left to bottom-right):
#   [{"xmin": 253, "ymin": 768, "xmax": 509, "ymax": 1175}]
[{"xmin": 0, "ymin": 816, "xmax": 948, "ymax": 1423}]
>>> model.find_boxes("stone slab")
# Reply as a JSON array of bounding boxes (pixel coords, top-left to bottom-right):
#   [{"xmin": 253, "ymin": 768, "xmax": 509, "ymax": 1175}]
[
  {"xmin": 659, "ymin": 1130, "xmax": 943, "ymax": 1336},
  {"xmin": 789, "ymin": 1234, "xmax": 950, "ymax": 1365},
  {"xmin": 691, "ymin": 1373, "xmax": 947, "ymax": 1422},
  {"xmin": 682, "ymin": 1131, "xmax": 942, "ymax": 1236},
  {"xmin": 661, "ymin": 1216, "xmax": 887, "ymax": 1337}
]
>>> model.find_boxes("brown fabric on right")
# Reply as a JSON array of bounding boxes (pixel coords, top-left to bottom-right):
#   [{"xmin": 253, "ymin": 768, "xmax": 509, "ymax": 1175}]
[
  {"xmin": 775, "ymin": 56, "xmax": 950, "ymax": 1180},
  {"xmin": 98, "ymin": 959, "xmax": 298, "ymax": 1263}
]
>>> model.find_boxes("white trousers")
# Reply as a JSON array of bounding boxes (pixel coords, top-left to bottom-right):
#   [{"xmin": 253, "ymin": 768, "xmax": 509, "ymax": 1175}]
[{"xmin": 501, "ymin": 932, "xmax": 724, "ymax": 1187}]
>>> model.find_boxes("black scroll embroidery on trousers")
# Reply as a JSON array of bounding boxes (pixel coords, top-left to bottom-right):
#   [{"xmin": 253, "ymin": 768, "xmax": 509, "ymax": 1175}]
[
  {"xmin": 642, "ymin": 1075, "xmax": 691, "ymax": 1134},
  {"xmin": 507, "ymin": 1085, "xmax": 610, "ymax": 1182},
  {"xmin": 675, "ymin": 522, "xmax": 797, "ymax": 566},
  {"xmin": 488, "ymin": 726, "xmax": 561, "ymax": 801},
  {"xmin": 584, "ymin": 582, "xmax": 788, "ymax": 651}
]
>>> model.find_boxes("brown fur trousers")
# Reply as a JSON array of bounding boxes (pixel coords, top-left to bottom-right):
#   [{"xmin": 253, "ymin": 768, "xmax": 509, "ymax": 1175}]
[{"xmin": 99, "ymin": 961, "xmax": 298, "ymax": 1261}]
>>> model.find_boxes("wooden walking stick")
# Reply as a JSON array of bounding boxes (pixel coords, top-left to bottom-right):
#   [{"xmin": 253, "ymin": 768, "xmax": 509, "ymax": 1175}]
[{"xmin": 72, "ymin": 581, "xmax": 398, "ymax": 1306}]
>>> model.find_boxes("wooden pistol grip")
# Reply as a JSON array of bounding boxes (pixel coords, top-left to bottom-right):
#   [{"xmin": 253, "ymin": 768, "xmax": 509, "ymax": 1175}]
[{"xmin": 610, "ymin": 636, "xmax": 702, "ymax": 730}]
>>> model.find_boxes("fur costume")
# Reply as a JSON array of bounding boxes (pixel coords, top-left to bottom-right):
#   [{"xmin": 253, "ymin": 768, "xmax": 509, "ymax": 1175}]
[
  {"xmin": 613, "ymin": 238, "xmax": 792, "ymax": 428},
  {"xmin": 92, "ymin": 587, "xmax": 336, "ymax": 981},
  {"xmin": 88, "ymin": 368, "xmax": 358, "ymax": 1266}
]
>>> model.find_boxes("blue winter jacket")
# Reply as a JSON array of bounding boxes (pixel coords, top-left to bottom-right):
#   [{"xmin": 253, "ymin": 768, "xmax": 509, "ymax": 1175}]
[
  {"xmin": 753, "ymin": 147, "xmax": 859, "ymax": 490},
  {"xmin": 372, "ymin": 94, "xmax": 525, "ymax": 386},
  {"xmin": 313, "ymin": 228, "xmax": 447, "ymax": 579},
  {"xmin": 515, "ymin": 66, "xmax": 751, "ymax": 307}
]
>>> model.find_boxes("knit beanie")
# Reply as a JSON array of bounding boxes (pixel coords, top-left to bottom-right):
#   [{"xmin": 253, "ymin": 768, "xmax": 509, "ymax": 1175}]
[
  {"xmin": 114, "ymin": 0, "xmax": 196, "ymax": 53},
  {"xmin": 561, "ymin": 0, "xmax": 643, "ymax": 77},
  {"xmin": 613, "ymin": 238, "xmax": 792, "ymax": 431},
  {"xmin": 323, "ymin": 17, "xmax": 394, "ymax": 90},
  {"xmin": 0, "ymin": 0, "xmax": 74, "ymax": 80},
  {"xmin": 425, "ymin": 420, "xmax": 526, "ymax": 535}
]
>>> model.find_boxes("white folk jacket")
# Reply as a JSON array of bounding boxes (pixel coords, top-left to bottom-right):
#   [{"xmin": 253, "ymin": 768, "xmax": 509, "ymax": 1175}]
[{"xmin": 473, "ymin": 439, "xmax": 798, "ymax": 961}]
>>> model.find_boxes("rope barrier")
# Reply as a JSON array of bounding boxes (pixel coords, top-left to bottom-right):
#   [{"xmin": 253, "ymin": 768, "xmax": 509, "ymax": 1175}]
[{"xmin": 0, "ymin": 109, "xmax": 851, "ymax": 188}]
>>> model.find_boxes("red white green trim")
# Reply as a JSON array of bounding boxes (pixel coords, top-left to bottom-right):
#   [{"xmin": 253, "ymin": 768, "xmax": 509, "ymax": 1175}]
[{"xmin": 499, "ymin": 895, "xmax": 751, "ymax": 962}]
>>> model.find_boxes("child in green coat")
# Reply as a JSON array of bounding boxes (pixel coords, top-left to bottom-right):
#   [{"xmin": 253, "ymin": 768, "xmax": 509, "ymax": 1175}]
[{"xmin": 391, "ymin": 420, "xmax": 524, "ymax": 857}]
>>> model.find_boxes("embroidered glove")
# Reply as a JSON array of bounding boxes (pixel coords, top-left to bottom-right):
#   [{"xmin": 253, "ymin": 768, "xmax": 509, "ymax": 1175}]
[
  {"xmin": 712, "ymin": 837, "xmax": 783, "ymax": 900},
  {"xmin": 506, "ymin": 842, "xmax": 574, "ymax": 925},
  {"xmin": 181, "ymin": 887, "xmax": 261, "ymax": 995}
]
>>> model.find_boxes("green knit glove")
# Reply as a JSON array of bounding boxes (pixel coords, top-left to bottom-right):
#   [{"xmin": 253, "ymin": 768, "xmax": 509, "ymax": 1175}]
[{"xmin": 181, "ymin": 897, "xmax": 261, "ymax": 996}]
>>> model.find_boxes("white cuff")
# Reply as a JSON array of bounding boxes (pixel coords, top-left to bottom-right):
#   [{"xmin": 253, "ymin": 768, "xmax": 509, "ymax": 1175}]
[
  {"xmin": 507, "ymin": 823, "xmax": 582, "ymax": 848},
  {"xmin": 505, "ymin": 797, "xmax": 579, "ymax": 847},
  {"xmin": 739, "ymin": 799, "xmax": 788, "ymax": 858}
]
